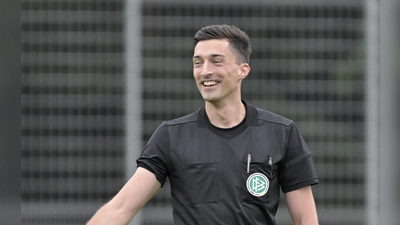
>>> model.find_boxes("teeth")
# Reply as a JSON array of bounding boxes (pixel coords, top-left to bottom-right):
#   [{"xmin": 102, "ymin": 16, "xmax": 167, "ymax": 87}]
[{"xmin": 203, "ymin": 81, "xmax": 219, "ymax": 86}]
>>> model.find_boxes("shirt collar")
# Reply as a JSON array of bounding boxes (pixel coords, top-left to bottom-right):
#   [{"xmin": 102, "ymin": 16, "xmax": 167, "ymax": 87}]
[{"xmin": 197, "ymin": 100, "xmax": 259, "ymax": 128}]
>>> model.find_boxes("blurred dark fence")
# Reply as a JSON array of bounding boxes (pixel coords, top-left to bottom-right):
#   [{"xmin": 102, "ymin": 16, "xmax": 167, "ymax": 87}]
[{"xmin": 21, "ymin": 1, "xmax": 127, "ymax": 224}]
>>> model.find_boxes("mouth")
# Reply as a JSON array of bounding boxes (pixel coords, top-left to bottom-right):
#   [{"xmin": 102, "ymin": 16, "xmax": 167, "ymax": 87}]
[{"xmin": 202, "ymin": 80, "xmax": 220, "ymax": 87}]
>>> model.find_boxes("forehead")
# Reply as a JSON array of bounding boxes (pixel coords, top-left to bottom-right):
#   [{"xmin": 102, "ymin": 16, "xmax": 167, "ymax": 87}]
[{"xmin": 193, "ymin": 39, "xmax": 233, "ymax": 57}]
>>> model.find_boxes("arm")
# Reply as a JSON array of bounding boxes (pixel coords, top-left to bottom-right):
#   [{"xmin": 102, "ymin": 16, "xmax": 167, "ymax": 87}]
[
  {"xmin": 285, "ymin": 185, "xmax": 319, "ymax": 225},
  {"xmin": 86, "ymin": 167, "xmax": 161, "ymax": 225}
]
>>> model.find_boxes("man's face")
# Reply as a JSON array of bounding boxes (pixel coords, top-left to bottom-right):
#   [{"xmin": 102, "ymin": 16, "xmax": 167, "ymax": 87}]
[{"xmin": 192, "ymin": 39, "xmax": 249, "ymax": 104}]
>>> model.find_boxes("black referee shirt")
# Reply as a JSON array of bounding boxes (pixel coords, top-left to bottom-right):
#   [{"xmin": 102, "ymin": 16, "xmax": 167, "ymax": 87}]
[{"xmin": 137, "ymin": 101, "xmax": 318, "ymax": 225}]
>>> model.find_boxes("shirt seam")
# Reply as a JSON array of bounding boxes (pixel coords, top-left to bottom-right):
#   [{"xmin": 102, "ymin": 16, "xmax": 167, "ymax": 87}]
[{"xmin": 258, "ymin": 118, "xmax": 293, "ymax": 128}]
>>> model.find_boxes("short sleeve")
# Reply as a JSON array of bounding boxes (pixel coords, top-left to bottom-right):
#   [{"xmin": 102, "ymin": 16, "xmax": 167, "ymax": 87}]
[
  {"xmin": 279, "ymin": 123, "xmax": 319, "ymax": 193},
  {"xmin": 136, "ymin": 122, "xmax": 170, "ymax": 187}
]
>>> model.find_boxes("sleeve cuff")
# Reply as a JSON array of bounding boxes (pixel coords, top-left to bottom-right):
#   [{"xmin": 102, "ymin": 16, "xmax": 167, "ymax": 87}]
[
  {"xmin": 137, "ymin": 163, "xmax": 166, "ymax": 187},
  {"xmin": 281, "ymin": 177, "xmax": 319, "ymax": 193}
]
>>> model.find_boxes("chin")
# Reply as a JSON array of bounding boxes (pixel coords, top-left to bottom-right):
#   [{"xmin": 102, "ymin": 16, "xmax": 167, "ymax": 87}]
[{"xmin": 201, "ymin": 96, "xmax": 216, "ymax": 102}]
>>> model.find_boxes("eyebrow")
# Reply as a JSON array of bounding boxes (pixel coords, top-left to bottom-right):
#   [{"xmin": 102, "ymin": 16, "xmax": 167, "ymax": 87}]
[{"xmin": 192, "ymin": 54, "xmax": 225, "ymax": 60}]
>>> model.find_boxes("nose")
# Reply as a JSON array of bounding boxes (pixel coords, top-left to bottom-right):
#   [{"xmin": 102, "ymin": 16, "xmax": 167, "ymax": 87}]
[{"xmin": 200, "ymin": 61, "xmax": 213, "ymax": 76}]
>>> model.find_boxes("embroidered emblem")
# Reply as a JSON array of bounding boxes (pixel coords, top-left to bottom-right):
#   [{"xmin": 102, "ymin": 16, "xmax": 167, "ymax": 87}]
[{"xmin": 246, "ymin": 173, "xmax": 269, "ymax": 197}]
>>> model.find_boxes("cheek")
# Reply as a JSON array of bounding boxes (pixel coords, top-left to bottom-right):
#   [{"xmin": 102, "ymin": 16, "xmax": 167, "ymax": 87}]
[
  {"xmin": 193, "ymin": 67, "xmax": 204, "ymax": 77},
  {"xmin": 193, "ymin": 73, "xmax": 201, "ymax": 83}
]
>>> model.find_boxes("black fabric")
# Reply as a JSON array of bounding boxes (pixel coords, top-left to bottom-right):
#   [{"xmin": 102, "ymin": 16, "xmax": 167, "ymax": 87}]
[
  {"xmin": 198, "ymin": 102, "xmax": 248, "ymax": 140},
  {"xmin": 136, "ymin": 101, "xmax": 318, "ymax": 225}
]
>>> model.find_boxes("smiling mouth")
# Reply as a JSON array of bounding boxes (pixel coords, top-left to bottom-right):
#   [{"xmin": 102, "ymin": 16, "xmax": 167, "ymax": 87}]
[{"xmin": 202, "ymin": 81, "xmax": 220, "ymax": 87}]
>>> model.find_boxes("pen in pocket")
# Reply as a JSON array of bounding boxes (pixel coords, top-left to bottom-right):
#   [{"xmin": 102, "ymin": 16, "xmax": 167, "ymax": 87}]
[
  {"xmin": 247, "ymin": 154, "xmax": 251, "ymax": 173},
  {"xmin": 269, "ymin": 157, "xmax": 273, "ymax": 177}
]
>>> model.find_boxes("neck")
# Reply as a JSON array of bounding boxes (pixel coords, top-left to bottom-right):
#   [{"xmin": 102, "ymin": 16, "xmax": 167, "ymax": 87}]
[{"xmin": 205, "ymin": 99, "xmax": 246, "ymax": 129}]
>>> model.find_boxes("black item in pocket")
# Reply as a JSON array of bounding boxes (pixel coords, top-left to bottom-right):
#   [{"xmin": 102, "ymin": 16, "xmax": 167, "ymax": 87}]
[{"xmin": 183, "ymin": 163, "xmax": 219, "ymax": 204}]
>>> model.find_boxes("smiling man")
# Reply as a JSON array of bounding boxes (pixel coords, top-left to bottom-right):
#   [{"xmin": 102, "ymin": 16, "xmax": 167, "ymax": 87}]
[
  {"xmin": 87, "ymin": 24, "xmax": 319, "ymax": 225},
  {"xmin": 192, "ymin": 38, "xmax": 250, "ymax": 128}
]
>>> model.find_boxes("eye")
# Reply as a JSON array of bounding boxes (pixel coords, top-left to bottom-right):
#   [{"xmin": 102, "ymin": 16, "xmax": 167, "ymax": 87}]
[
  {"xmin": 193, "ymin": 61, "xmax": 202, "ymax": 67},
  {"xmin": 213, "ymin": 60, "xmax": 224, "ymax": 66}
]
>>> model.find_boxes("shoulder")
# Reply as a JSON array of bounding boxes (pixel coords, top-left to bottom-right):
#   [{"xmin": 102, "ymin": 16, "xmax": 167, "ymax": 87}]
[
  {"xmin": 164, "ymin": 110, "xmax": 200, "ymax": 127},
  {"xmin": 254, "ymin": 106, "xmax": 294, "ymax": 128}
]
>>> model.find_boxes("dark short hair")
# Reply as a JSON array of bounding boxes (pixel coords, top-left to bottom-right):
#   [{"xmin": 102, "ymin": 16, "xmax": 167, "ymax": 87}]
[{"xmin": 193, "ymin": 24, "xmax": 252, "ymax": 64}]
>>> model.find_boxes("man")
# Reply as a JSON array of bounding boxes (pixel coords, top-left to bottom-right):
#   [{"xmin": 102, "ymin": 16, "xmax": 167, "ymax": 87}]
[{"xmin": 87, "ymin": 24, "xmax": 319, "ymax": 225}]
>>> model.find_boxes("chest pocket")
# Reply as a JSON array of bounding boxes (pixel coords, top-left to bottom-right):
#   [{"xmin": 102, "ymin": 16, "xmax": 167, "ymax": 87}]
[
  {"xmin": 241, "ymin": 161, "xmax": 279, "ymax": 204},
  {"xmin": 183, "ymin": 162, "xmax": 219, "ymax": 204}
]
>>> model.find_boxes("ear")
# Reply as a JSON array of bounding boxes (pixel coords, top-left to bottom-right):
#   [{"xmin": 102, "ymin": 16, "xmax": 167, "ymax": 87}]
[{"xmin": 238, "ymin": 63, "xmax": 251, "ymax": 79}]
